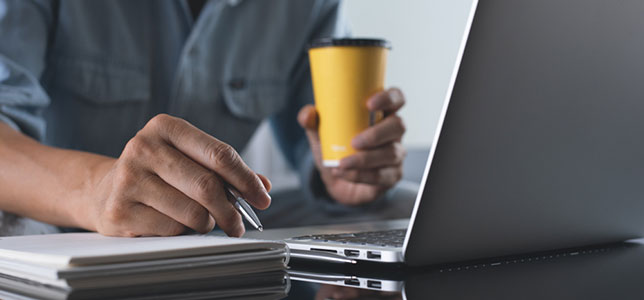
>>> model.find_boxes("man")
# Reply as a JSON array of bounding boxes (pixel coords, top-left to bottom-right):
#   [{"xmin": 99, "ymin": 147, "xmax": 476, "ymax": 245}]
[{"xmin": 0, "ymin": 0, "xmax": 411, "ymax": 236}]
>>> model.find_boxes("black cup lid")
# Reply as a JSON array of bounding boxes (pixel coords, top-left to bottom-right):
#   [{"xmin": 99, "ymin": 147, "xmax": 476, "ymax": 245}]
[{"xmin": 308, "ymin": 38, "xmax": 392, "ymax": 49}]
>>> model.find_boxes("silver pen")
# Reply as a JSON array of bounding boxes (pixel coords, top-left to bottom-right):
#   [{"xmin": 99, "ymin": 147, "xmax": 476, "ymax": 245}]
[{"xmin": 226, "ymin": 185, "xmax": 264, "ymax": 232}]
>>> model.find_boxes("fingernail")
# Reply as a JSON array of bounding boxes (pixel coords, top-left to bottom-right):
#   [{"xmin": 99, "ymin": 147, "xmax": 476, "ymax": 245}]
[
  {"xmin": 332, "ymin": 168, "xmax": 343, "ymax": 176},
  {"xmin": 253, "ymin": 191, "xmax": 271, "ymax": 210},
  {"xmin": 264, "ymin": 191, "xmax": 272, "ymax": 205},
  {"xmin": 208, "ymin": 215, "xmax": 216, "ymax": 230}
]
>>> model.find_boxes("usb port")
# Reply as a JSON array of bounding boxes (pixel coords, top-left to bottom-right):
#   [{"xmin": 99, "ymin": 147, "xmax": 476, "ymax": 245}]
[
  {"xmin": 367, "ymin": 280, "xmax": 382, "ymax": 289},
  {"xmin": 344, "ymin": 249, "xmax": 360, "ymax": 257},
  {"xmin": 344, "ymin": 279, "xmax": 360, "ymax": 286},
  {"xmin": 367, "ymin": 251, "xmax": 381, "ymax": 260}
]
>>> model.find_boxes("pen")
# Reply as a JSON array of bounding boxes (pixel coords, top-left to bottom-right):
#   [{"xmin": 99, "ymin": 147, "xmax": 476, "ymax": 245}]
[{"xmin": 226, "ymin": 185, "xmax": 264, "ymax": 232}]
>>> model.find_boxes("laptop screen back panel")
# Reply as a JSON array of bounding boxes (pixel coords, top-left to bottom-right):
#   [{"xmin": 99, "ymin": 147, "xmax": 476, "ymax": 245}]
[{"xmin": 405, "ymin": 0, "xmax": 644, "ymax": 266}]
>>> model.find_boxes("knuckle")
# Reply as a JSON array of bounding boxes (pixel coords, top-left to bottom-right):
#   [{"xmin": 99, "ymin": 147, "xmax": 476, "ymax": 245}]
[
  {"xmin": 184, "ymin": 205, "xmax": 212, "ymax": 232},
  {"xmin": 123, "ymin": 136, "xmax": 153, "ymax": 158},
  {"xmin": 193, "ymin": 172, "xmax": 221, "ymax": 201},
  {"xmin": 147, "ymin": 114, "xmax": 172, "ymax": 130},
  {"xmin": 207, "ymin": 142, "xmax": 240, "ymax": 169}
]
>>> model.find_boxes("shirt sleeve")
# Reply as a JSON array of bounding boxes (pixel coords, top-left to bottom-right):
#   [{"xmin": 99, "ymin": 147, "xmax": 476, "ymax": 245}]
[
  {"xmin": 269, "ymin": 0, "xmax": 351, "ymax": 200},
  {"xmin": 0, "ymin": 0, "xmax": 56, "ymax": 140}
]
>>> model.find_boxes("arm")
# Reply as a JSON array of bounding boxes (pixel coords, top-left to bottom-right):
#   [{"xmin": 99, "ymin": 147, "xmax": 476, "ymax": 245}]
[
  {"xmin": 0, "ymin": 122, "xmax": 112, "ymax": 229},
  {"xmin": 0, "ymin": 1, "xmax": 270, "ymax": 237},
  {"xmin": 0, "ymin": 115, "xmax": 272, "ymax": 237}
]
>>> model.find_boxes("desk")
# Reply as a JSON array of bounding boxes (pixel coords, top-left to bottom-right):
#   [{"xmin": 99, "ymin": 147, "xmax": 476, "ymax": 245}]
[{"xmin": 2, "ymin": 240, "xmax": 643, "ymax": 299}]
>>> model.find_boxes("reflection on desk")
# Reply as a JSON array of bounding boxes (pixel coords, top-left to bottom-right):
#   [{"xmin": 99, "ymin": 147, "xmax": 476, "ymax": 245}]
[
  {"xmin": 3, "ymin": 241, "xmax": 643, "ymax": 299},
  {"xmin": 287, "ymin": 240, "xmax": 644, "ymax": 299}
]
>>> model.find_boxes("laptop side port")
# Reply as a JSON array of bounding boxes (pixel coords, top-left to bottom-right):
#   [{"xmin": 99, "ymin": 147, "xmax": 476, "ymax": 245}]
[
  {"xmin": 344, "ymin": 249, "xmax": 360, "ymax": 257},
  {"xmin": 344, "ymin": 279, "xmax": 360, "ymax": 286},
  {"xmin": 367, "ymin": 251, "xmax": 381, "ymax": 260},
  {"xmin": 367, "ymin": 280, "xmax": 382, "ymax": 289},
  {"xmin": 310, "ymin": 248, "xmax": 337, "ymax": 254}
]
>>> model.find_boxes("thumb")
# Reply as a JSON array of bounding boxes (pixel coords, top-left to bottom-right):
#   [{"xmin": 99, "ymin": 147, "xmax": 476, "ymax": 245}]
[
  {"xmin": 298, "ymin": 105, "xmax": 324, "ymax": 167},
  {"xmin": 297, "ymin": 104, "xmax": 319, "ymax": 141}
]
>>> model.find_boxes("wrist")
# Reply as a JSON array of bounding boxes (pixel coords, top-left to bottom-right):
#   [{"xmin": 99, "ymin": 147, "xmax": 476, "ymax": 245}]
[{"xmin": 69, "ymin": 156, "xmax": 115, "ymax": 231}]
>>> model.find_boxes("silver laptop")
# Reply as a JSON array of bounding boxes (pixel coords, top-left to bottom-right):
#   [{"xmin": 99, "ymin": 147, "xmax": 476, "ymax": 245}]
[{"xmin": 258, "ymin": 0, "xmax": 644, "ymax": 266}]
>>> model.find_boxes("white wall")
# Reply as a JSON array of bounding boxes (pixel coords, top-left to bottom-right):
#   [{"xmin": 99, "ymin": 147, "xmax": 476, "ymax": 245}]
[{"xmin": 344, "ymin": 0, "xmax": 475, "ymax": 147}]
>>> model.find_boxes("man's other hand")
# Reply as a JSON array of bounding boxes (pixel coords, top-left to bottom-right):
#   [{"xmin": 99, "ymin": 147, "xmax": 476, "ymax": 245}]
[{"xmin": 298, "ymin": 88, "xmax": 407, "ymax": 206}]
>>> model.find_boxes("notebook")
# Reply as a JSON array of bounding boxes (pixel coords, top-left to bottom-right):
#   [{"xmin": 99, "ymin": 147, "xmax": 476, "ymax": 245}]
[{"xmin": 0, "ymin": 233, "xmax": 288, "ymax": 291}]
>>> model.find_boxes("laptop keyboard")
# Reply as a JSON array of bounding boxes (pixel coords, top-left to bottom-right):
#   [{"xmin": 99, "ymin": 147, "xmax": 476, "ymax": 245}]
[{"xmin": 291, "ymin": 229, "xmax": 406, "ymax": 248}]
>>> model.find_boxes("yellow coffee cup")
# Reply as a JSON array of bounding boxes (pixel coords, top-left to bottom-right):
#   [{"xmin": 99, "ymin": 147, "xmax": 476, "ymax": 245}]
[{"xmin": 308, "ymin": 38, "xmax": 391, "ymax": 167}]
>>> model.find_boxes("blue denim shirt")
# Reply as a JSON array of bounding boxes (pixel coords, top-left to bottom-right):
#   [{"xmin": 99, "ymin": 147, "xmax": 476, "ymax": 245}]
[{"xmin": 0, "ymin": 0, "xmax": 349, "ymax": 234}]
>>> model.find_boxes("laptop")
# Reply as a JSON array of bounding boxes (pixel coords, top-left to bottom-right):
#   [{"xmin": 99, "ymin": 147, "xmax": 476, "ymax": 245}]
[{"xmin": 251, "ymin": 0, "xmax": 644, "ymax": 266}]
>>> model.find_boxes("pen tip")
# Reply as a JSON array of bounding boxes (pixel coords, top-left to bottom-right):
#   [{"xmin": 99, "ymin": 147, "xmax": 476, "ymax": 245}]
[{"xmin": 258, "ymin": 226, "xmax": 264, "ymax": 232}]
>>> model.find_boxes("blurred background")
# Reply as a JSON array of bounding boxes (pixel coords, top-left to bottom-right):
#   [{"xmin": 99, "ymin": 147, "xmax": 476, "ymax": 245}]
[{"xmin": 242, "ymin": 0, "xmax": 476, "ymax": 191}]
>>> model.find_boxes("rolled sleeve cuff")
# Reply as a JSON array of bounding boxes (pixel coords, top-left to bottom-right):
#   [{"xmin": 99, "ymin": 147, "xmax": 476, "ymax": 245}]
[
  {"xmin": 0, "ymin": 111, "xmax": 21, "ymax": 132},
  {"xmin": 0, "ymin": 105, "xmax": 46, "ymax": 140}
]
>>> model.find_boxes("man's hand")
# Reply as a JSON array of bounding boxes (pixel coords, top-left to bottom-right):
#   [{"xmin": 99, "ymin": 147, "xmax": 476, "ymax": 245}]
[
  {"xmin": 81, "ymin": 114, "xmax": 271, "ymax": 237},
  {"xmin": 298, "ymin": 88, "xmax": 407, "ymax": 206}
]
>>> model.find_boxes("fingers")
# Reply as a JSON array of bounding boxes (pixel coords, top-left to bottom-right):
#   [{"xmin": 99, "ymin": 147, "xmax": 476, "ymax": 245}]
[
  {"xmin": 339, "ymin": 143, "xmax": 406, "ymax": 169},
  {"xmin": 136, "ymin": 174, "xmax": 216, "ymax": 234},
  {"xmin": 102, "ymin": 203, "xmax": 187, "ymax": 237},
  {"xmin": 331, "ymin": 166, "xmax": 402, "ymax": 187},
  {"xmin": 146, "ymin": 114, "xmax": 271, "ymax": 210},
  {"xmin": 367, "ymin": 88, "xmax": 406, "ymax": 114},
  {"xmin": 256, "ymin": 173, "xmax": 272, "ymax": 193},
  {"xmin": 352, "ymin": 114, "xmax": 406, "ymax": 150},
  {"xmin": 127, "ymin": 205, "xmax": 187, "ymax": 237},
  {"xmin": 144, "ymin": 143, "xmax": 245, "ymax": 236},
  {"xmin": 187, "ymin": 171, "xmax": 244, "ymax": 237}
]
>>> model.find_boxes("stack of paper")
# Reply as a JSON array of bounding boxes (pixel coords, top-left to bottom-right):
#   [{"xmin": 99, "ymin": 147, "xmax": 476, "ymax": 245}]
[{"xmin": 0, "ymin": 233, "xmax": 289, "ymax": 299}]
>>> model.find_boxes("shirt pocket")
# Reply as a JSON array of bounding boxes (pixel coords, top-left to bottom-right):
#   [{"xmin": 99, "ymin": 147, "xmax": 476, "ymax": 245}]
[
  {"xmin": 45, "ymin": 57, "xmax": 150, "ymax": 104},
  {"xmin": 221, "ymin": 77, "xmax": 289, "ymax": 121}
]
